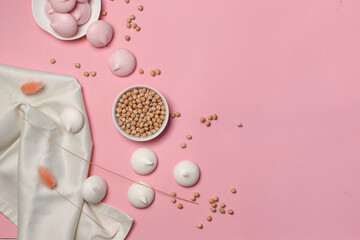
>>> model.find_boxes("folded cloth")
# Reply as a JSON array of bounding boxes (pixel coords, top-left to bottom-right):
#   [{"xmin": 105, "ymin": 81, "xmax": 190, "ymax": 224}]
[{"xmin": 0, "ymin": 64, "xmax": 133, "ymax": 240}]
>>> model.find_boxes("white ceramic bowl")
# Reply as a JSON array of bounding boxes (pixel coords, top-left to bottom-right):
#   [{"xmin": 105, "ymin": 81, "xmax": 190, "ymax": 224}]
[
  {"xmin": 112, "ymin": 85, "xmax": 169, "ymax": 142},
  {"xmin": 32, "ymin": 0, "xmax": 101, "ymax": 40}
]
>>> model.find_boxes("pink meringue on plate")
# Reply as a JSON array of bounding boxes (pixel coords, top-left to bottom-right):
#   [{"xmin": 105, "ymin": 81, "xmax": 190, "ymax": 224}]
[
  {"xmin": 70, "ymin": 2, "xmax": 91, "ymax": 25},
  {"xmin": 49, "ymin": 0, "xmax": 76, "ymax": 13},
  {"xmin": 50, "ymin": 13, "xmax": 78, "ymax": 37},
  {"xmin": 86, "ymin": 20, "xmax": 113, "ymax": 47},
  {"xmin": 44, "ymin": 1, "xmax": 55, "ymax": 20},
  {"xmin": 108, "ymin": 48, "xmax": 136, "ymax": 77}
]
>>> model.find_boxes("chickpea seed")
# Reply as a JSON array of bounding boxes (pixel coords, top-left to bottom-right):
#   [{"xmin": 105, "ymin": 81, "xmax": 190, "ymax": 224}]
[
  {"xmin": 155, "ymin": 68, "xmax": 161, "ymax": 75},
  {"xmin": 186, "ymin": 134, "xmax": 192, "ymax": 140},
  {"xmin": 207, "ymin": 216, "xmax": 212, "ymax": 221},
  {"xmin": 237, "ymin": 123, "xmax": 243, "ymax": 127},
  {"xmin": 74, "ymin": 63, "xmax": 81, "ymax": 68},
  {"xmin": 209, "ymin": 199, "xmax": 214, "ymax": 204},
  {"xmin": 190, "ymin": 196, "xmax": 196, "ymax": 201},
  {"xmin": 50, "ymin": 58, "xmax": 56, "ymax": 64},
  {"xmin": 171, "ymin": 198, "xmax": 176, "ymax": 203},
  {"xmin": 228, "ymin": 209, "xmax": 234, "ymax": 215},
  {"xmin": 219, "ymin": 208, "xmax": 225, "ymax": 214},
  {"xmin": 208, "ymin": 115, "xmax": 212, "ymax": 120},
  {"xmin": 83, "ymin": 71, "xmax": 89, "ymax": 77},
  {"xmin": 101, "ymin": 10, "xmax": 107, "ymax": 16},
  {"xmin": 177, "ymin": 203, "xmax": 183, "ymax": 209},
  {"xmin": 135, "ymin": 26, "xmax": 141, "ymax": 31},
  {"xmin": 197, "ymin": 224, "xmax": 203, "ymax": 229},
  {"xmin": 211, "ymin": 203, "xmax": 217, "ymax": 208},
  {"xmin": 175, "ymin": 112, "xmax": 181, "ymax": 117},
  {"xmin": 200, "ymin": 117, "xmax": 205, "ymax": 123},
  {"xmin": 220, "ymin": 203, "xmax": 225, "ymax": 208},
  {"xmin": 205, "ymin": 121, "xmax": 211, "ymax": 126},
  {"xmin": 171, "ymin": 192, "xmax": 177, "ymax": 197},
  {"xmin": 150, "ymin": 70, "xmax": 156, "ymax": 77},
  {"xmin": 194, "ymin": 192, "xmax": 200, "ymax": 197},
  {"xmin": 125, "ymin": 35, "xmax": 131, "ymax": 41},
  {"xmin": 211, "ymin": 208, "xmax": 216, "ymax": 213},
  {"xmin": 212, "ymin": 114, "xmax": 217, "ymax": 120},
  {"xmin": 180, "ymin": 143, "xmax": 186, "ymax": 148},
  {"xmin": 137, "ymin": 5, "xmax": 143, "ymax": 11},
  {"xmin": 231, "ymin": 188, "xmax": 236, "ymax": 193},
  {"xmin": 139, "ymin": 68, "xmax": 144, "ymax": 74},
  {"xmin": 130, "ymin": 15, "xmax": 135, "ymax": 20}
]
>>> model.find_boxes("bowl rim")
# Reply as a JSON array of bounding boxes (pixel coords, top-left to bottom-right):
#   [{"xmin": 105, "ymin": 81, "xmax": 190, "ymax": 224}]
[{"xmin": 112, "ymin": 85, "xmax": 170, "ymax": 142}]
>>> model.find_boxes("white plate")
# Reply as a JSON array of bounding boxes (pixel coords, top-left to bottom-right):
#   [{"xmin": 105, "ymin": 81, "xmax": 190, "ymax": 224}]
[
  {"xmin": 32, "ymin": 0, "xmax": 101, "ymax": 40},
  {"xmin": 112, "ymin": 85, "xmax": 170, "ymax": 142}
]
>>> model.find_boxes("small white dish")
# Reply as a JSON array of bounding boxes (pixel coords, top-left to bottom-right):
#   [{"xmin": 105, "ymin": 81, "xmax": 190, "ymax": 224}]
[
  {"xmin": 112, "ymin": 85, "xmax": 169, "ymax": 142},
  {"xmin": 32, "ymin": 0, "xmax": 101, "ymax": 40}
]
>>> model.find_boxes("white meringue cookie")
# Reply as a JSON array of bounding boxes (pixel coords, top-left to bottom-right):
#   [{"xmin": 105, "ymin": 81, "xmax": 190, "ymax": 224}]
[
  {"xmin": 70, "ymin": 2, "xmax": 91, "ymax": 25},
  {"xmin": 50, "ymin": 13, "xmax": 78, "ymax": 38},
  {"xmin": 108, "ymin": 48, "xmax": 136, "ymax": 77},
  {"xmin": 130, "ymin": 148, "xmax": 158, "ymax": 175},
  {"xmin": 128, "ymin": 181, "xmax": 154, "ymax": 208},
  {"xmin": 86, "ymin": 20, "xmax": 113, "ymax": 47},
  {"xmin": 49, "ymin": 0, "xmax": 76, "ymax": 13},
  {"xmin": 44, "ymin": 1, "xmax": 55, "ymax": 20},
  {"xmin": 173, "ymin": 160, "xmax": 200, "ymax": 187},
  {"xmin": 81, "ymin": 176, "xmax": 107, "ymax": 204},
  {"xmin": 60, "ymin": 107, "xmax": 84, "ymax": 133}
]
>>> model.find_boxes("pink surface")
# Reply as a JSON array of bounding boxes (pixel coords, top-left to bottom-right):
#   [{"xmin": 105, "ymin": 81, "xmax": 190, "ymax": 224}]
[{"xmin": 1, "ymin": 0, "xmax": 360, "ymax": 239}]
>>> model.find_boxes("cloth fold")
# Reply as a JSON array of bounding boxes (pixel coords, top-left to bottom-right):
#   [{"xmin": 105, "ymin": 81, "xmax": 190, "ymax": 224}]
[{"xmin": 0, "ymin": 64, "xmax": 132, "ymax": 240}]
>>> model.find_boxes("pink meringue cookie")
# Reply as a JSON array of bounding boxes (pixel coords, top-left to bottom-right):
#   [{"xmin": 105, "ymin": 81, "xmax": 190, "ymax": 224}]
[
  {"xmin": 108, "ymin": 48, "xmax": 136, "ymax": 77},
  {"xmin": 49, "ymin": 0, "xmax": 76, "ymax": 13},
  {"xmin": 70, "ymin": 2, "xmax": 91, "ymax": 25},
  {"xmin": 44, "ymin": 1, "xmax": 55, "ymax": 20},
  {"xmin": 86, "ymin": 20, "xmax": 113, "ymax": 47},
  {"xmin": 50, "ymin": 13, "xmax": 78, "ymax": 37}
]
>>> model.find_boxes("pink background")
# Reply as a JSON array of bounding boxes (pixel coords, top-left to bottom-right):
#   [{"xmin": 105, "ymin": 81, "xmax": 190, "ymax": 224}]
[{"xmin": 1, "ymin": 0, "xmax": 360, "ymax": 239}]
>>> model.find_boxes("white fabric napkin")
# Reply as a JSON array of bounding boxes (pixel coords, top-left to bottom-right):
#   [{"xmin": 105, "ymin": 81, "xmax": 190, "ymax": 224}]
[{"xmin": 0, "ymin": 64, "xmax": 133, "ymax": 240}]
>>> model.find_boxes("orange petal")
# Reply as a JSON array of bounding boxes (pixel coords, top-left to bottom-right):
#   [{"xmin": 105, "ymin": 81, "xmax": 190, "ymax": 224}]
[
  {"xmin": 21, "ymin": 82, "xmax": 43, "ymax": 95},
  {"xmin": 38, "ymin": 166, "xmax": 56, "ymax": 189}
]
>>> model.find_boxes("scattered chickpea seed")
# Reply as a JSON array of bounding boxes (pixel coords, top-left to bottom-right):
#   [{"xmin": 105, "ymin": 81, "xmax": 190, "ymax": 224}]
[
  {"xmin": 126, "ymin": 18, "xmax": 131, "ymax": 23},
  {"xmin": 212, "ymin": 114, "xmax": 218, "ymax": 120},
  {"xmin": 237, "ymin": 123, "xmax": 243, "ymax": 127},
  {"xmin": 130, "ymin": 15, "xmax": 135, "ymax": 20},
  {"xmin": 125, "ymin": 35, "xmax": 131, "ymax": 41},
  {"xmin": 83, "ymin": 71, "xmax": 89, "ymax": 77},
  {"xmin": 197, "ymin": 224, "xmax": 203, "ymax": 229},
  {"xmin": 213, "ymin": 196, "xmax": 219, "ymax": 202},
  {"xmin": 228, "ymin": 209, "xmax": 234, "ymax": 215},
  {"xmin": 211, "ymin": 208, "xmax": 216, "ymax": 213},
  {"xmin": 205, "ymin": 121, "xmax": 211, "ymax": 126},
  {"xmin": 207, "ymin": 216, "xmax": 212, "ymax": 221},
  {"xmin": 90, "ymin": 71, "xmax": 97, "ymax": 77},
  {"xmin": 135, "ymin": 26, "xmax": 141, "ymax": 32},
  {"xmin": 155, "ymin": 68, "xmax": 161, "ymax": 75},
  {"xmin": 190, "ymin": 196, "xmax": 196, "ymax": 201},
  {"xmin": 74, "ymin": 63, "xmax": 81, "ymax": 68},
  {"xmin": 175, "ymin": 112, "xmax": 181, "ymax": 117},
  {"xmin": 171, "ymin": 192, "xmax": 177, "ymax": 197},
  {"xmin": 150, "ymin": 70, "xmax": 156, "ymax": 77},
  {"xmin": 132, "ymin": 23, "xmax": 137, "ymax": 28},
  {"xmin": 171, "ymin": 198, "xmax": 176, "ymax": 203},
  {"xmin": 209, "ymin": 199, "xmax": 214, "ymax": 204},
  {"xmin": 101, "ymin": 10, "xmax": 107, "ymax": 16},
  {"xmin": 200, "ymin": 117, "xmax": 206, "ymax": 123},
  {"xmin": 194, "ymin": 192, "xmax": 200, "ymax": 197},
  {"xmin": 126, "ymin": 22, "xmax": 131, "ymax": 28},
  {"xmin": 177, "ymin": 203, "xmax": 183, "ymax": 209},
  {"xmin": 180, "ymin": 143, "xmax": 186, "ymax": 148},
  {"xmin": 220, "ymin": 202, "xmax": 225, "ymax": 208},
  {"xmin": 170, "ymin": 113, "xmax": 175, "ymax": 118},
  {"xmin": 125, "ymin": 0, "xmax": 129, "ymax": 3},
  {"xmin": 231, "ymin": 188, "xmax": 236, "ymax": 193},
  {"xmin": 208, "ymin": 115, "xmax": 212, "ymax": 120},
  {"xmin": 219, "ymin": 208, "xmax": 225, "ymax": 214},
  {"xmin": 186, "ymin": 135, "xmax": 192, "ymax": 140},
  {"xmin": 211, "ymin": 203, "xmax": 217, "ymax": 208},
  {"xmin": 50, "ymin": 59, "xmax": 56, "ymax": 64},
  {"xmin": 137, "ymin": 5, "xmax": 143, "ymax": 11}
]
